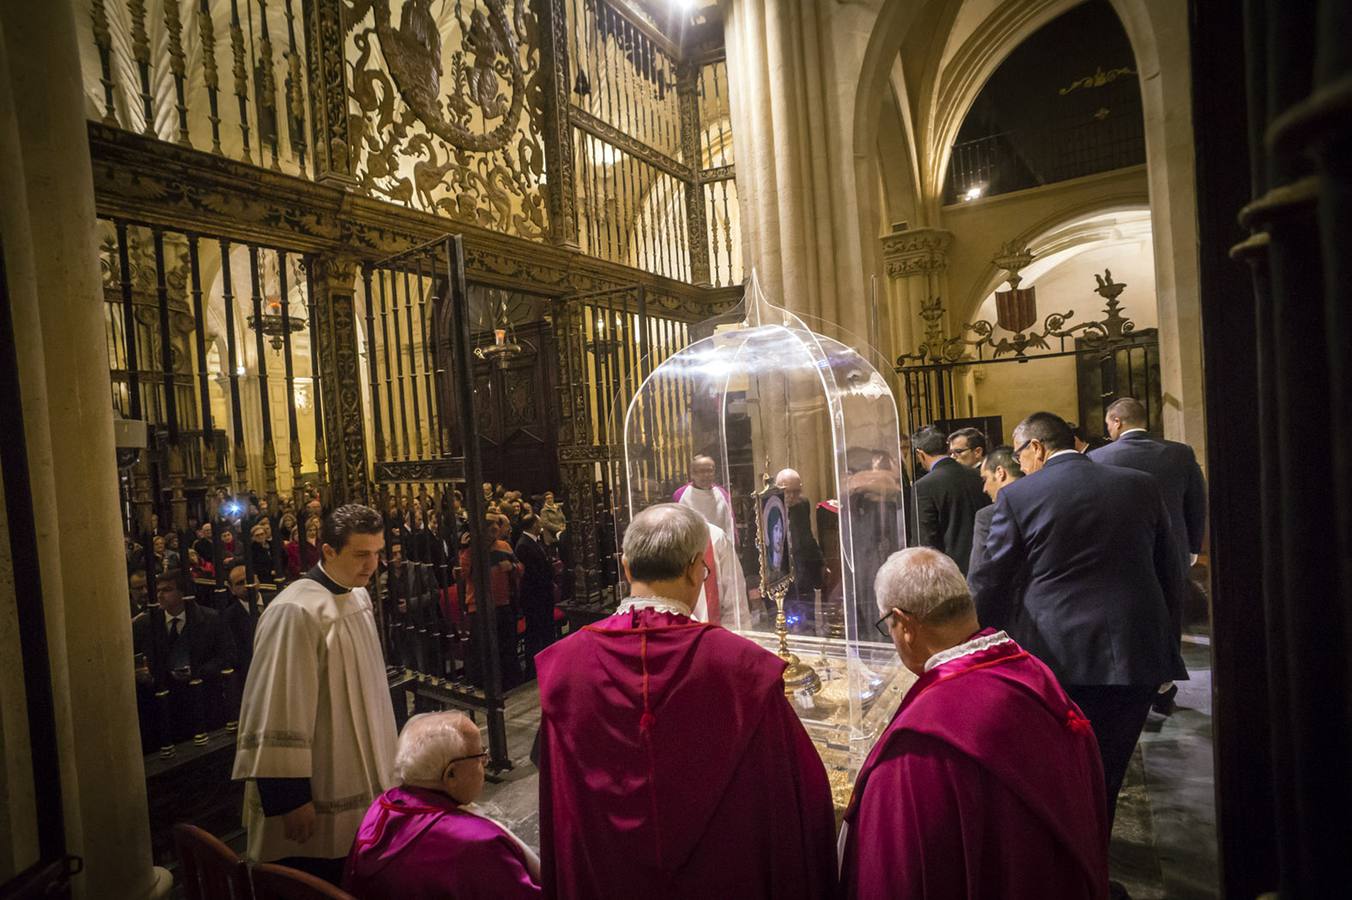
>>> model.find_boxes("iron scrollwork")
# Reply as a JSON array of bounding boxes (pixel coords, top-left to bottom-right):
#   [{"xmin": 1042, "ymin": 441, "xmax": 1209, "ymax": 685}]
[
  {"xmin": 898, "ymin": 270, "xmax": 1138, "ymax": 368},
  {"xmin": 345, "ymin": 0, "xmax": 548, "ymax": 239}
]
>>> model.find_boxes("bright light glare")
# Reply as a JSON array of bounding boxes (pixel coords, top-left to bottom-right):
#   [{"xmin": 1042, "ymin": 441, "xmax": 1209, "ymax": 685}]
[
  {"xmin": 236, "ymin": 365, "xmax": 246, "ymax": 376},
  {"xmin": 963, "ymin": 186, "xmax": 984, "ymax": 202}
]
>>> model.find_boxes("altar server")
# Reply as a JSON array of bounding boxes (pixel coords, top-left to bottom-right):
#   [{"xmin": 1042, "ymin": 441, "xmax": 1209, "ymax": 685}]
[
  {"xmin": 535, "ymin": 503, "xmax": 836, "ymax": 899},
  {"xmin": 691, "ymin": 520, "xmax": 753, "ymax": 629},
  {"xmin": 232, "ymin": 504, "xmax": 398, "ymax": 884},
  {"xmin": 839, "ymin": 548, "xmax": 1108, "ymax": 900}
]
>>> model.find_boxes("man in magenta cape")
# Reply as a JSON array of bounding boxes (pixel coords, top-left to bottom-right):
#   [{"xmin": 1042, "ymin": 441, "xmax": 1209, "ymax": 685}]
[
  {"xmin": 345, "ymin": 712, "xmax": 540, "ymax": 899},
  {"xmin": 535, "ymin": 503, "xmax": 836, "ymax": 900},
  {"xmin": 839, "ymin": 548, "xmax": 1109, "ymax": 900}
]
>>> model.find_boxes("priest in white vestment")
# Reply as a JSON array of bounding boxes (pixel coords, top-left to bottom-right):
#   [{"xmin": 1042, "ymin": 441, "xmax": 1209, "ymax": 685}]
[
  {"xmin": 232, "ymin": 504, "xmax": 398, "ymax": 883},
  {"xmin": 691, "ymin": 521, "xmax": 754, "ymax": 629},
  {"xmin": 673, "ymin": 454, "xmax": 735, "ymax": 536}
]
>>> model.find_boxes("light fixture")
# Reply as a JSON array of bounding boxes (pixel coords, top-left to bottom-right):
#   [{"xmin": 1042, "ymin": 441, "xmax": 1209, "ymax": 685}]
[
  {"xmin": 247, "ymin": 255, "xmax": 307, "ymax": 352},
  {"xmin": 963, "ymin": 185, "xmax": 985, "ymax": 202},
  {"xmin": 236, "ymin": 364, "xmax": 246, "ymax": 376}
]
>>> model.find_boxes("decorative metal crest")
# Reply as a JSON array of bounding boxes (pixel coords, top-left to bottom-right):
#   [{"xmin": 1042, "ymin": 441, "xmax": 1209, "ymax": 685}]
[{"xmin": 897, "ymin": 269, "xmax": 1137, "ymax": 368}]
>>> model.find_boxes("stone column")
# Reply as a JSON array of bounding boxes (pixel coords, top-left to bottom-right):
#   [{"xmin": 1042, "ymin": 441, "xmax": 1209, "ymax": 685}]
[
  {"xmin": 0, "ymin": 2, "xmax": 170, "ymax": 896},
  {"xmin": 310, "ymin": 255, "xmax": 370, "ymax": 505},
  {"xmin": 881, "ymin": 227, "xmax": 952, "ymax": 359},
  {"xmin": 723, "ymin": 0, "xmax": 874, "ymax": 338}
]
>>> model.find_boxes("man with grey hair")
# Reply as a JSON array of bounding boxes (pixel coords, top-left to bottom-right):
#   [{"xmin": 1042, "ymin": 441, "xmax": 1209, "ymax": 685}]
[
  {"xmin": 839, "ymin": 548, "xmax": 1109, "ymax": 899},
  {"xmin": 535, "ymin": 503, "xmax": 836, "ymax": 899},
  {"xmin": 345, "ymin": 711, "xmax": 541, "ymax": 896}
]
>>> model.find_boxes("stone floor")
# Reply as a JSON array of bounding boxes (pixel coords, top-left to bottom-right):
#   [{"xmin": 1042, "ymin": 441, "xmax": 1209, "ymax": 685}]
[{"xmin": 480, "ymin": 637, "xmax": 1221, "ymax": 898}]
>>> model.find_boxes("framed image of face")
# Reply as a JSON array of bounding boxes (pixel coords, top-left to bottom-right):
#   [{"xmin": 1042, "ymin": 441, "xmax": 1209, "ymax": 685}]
[{"xmin": 759, "ymin": 490, "xmax": 792, "ymax": 590}]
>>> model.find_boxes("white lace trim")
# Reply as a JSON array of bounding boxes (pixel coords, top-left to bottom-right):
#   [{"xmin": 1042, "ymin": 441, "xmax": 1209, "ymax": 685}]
[
  {"xmin": 924, "ymin": 630, "xmax": 1012, "ymax": 673},
  {"xmin": 615, "ymin": 595, "xmax": 694, "ymax": 618}
]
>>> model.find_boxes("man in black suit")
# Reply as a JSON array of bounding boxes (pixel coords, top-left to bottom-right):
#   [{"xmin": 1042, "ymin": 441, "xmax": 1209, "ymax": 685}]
[
  {"xmin": 1091, "ymin": 396, "xmax": 1208, "ymax": 713},
  {"xmin": 514, "ymin": 514, "xmax": 556, "ymax": 671},
  {"xmin": 911, "ymin": 425, "xmax": 990, "ymax": 574},
  {"xmin": 947, "ymin": 426, "xmax": 988, "ymax": 470},
  {"xmin": 969, "ymin": 412, "xmax": 1183, "ymax": 828},
  {"xmin": 132, "ymin": 569, "xmax": 237, "ymax": 744},
  {"xmin": 219, "ymin": 563, "xmax": 260, "ymax": 682},
  {"xmin": 968, "ymin": 446, "xmax": 1023, "ymax": 574}
]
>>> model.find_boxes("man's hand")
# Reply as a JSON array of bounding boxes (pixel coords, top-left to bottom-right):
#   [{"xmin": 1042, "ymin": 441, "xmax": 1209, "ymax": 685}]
[{"xmin": 282, "ymin": 802, "xmax": 317, "ymax": 844}]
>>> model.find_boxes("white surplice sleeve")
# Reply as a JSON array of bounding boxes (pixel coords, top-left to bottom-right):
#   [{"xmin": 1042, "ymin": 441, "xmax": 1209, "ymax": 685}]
[{"xmin": 232, "ymin": 599, "xmax": 322, "ymax": 779}]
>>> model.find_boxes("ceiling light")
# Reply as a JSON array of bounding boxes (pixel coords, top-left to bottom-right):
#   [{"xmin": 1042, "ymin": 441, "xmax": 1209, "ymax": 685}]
[{"xmin": 964, "ymin": 186, "xmax": 984, "ymax": 202}]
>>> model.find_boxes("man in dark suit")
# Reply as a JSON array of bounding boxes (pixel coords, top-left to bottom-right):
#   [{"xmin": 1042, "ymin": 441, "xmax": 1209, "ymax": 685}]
[
  {"xmin": 968, "ymin": 446, "xmax": 1023, "ymax": 574},
  {"xmin": 514, "ymin": 514, "xmax": 556, "ymax": 671},
  {"xmin": 132, "ymin": 569, "xmax": 237, "ymax": 744},
  {"xmin": 219, "ymin": 563, "xmax": 260, "ymax": 682},
  {"xmin": 775, "ymin": 468, "xmax": 824, "ymax": 620},
  {"xmin": 969, "ymin": 412, "xmax": 1183, "ymax": 830},
  {"xmin": 911, "ymin": 425, "xmax": 990, "ymax": 574},
  {"xmin": 1091, "ymin": 397, "xmax": 1207, "ymax": 714}
]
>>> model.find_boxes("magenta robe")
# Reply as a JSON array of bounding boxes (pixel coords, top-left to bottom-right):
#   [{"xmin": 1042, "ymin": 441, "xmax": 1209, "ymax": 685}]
[
  {"xmin": 839, "ymin": 629, "xmax": 1109, "ymax": 899},
  {"xmin": 343, "ymin": 786, "xmax": 540, "ymax": 899},
  {"xmin": 535, "ymin": 608, "xmax": 837, "ymax": 900}
]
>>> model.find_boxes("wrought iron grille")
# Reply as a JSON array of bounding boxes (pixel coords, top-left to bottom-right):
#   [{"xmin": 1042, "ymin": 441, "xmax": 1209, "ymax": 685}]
[
  {"xmin": 82, "ymin": 0, "xmax": 311, "ymax": 173},
  {"xmin": 98, "ymin": 219, "xmax": 324, "ymax": 531}
]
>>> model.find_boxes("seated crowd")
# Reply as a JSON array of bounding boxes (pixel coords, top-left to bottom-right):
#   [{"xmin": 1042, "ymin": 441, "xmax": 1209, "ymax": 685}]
[{"xmin": 127, "ymin": 480, "xmax": 572, "ymax": 755}]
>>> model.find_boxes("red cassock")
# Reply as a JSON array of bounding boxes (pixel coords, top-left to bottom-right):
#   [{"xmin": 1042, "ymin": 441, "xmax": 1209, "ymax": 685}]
[
  {"xmin": 838, "ymin": 629, "xmax": 1110, "ymax": 900},
  {"xmin": 535, "ymin": 607, "xmax": 838, "ymax": 900}
]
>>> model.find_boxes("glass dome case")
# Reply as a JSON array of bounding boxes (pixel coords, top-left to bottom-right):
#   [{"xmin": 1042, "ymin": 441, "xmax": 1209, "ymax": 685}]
[{"xmin": 617, "ymin": 273, "xmax": 915, "ymax": 806}]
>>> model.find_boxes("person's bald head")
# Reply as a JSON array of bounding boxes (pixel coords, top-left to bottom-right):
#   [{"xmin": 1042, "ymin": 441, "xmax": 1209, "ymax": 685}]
[
  {"xmin": 1104, "ymin": 397, "xmax": 1148, "ymax": 439},
  {"xmin": 690, "ymin": 455, "xmax": 716, "ymax": 489},
  {"xmin": 774, "ymin": 468, "xmax": 803, "ymax": 504}
]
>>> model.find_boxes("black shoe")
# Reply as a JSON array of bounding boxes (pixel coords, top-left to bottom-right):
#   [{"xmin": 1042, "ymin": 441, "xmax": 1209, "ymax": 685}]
[{"xmin": 1152, "ymin": 683, "xmax": 1179, "ymax": 716}]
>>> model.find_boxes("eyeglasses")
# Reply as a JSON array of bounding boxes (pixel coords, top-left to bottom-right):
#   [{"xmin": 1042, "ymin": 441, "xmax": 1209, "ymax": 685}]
[
  {"xmin": 443, "ymin": 751, "xmax": 489, "ymax": 779},
  {"xmin": 950, "ymin": 446, "xmax": 973, "ymax": 456},
  {"xmin": 1014, "ymin": 438, "xmax": 1034, "ymax": 457},
  {"xmin": 874, "ymin": 607, "xmax": 916, "ymax": 638}
]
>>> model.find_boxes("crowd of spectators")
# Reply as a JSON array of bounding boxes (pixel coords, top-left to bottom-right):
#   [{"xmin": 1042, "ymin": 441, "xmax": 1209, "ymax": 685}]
[{"xmin": 124, "ymin": 480, "xmax": 572, "ymax": 757}]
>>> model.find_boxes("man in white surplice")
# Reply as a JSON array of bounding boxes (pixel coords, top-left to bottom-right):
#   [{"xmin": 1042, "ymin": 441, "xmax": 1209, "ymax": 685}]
[{"xmin": 232, "ymin": 504, "xmax": 397, "ymax": 883}]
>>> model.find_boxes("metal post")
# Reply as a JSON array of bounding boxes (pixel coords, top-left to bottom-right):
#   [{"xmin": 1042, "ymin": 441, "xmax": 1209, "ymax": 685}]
[{"xmin": 444, "ymin": 236, "xmax": 510, "ymax": 771}]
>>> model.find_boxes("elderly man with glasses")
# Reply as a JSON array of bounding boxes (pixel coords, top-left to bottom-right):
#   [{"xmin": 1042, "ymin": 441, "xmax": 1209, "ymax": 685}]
[
  {"xmin": 534, "ymin": 502, "xmax": 836, "ymax": 900},
  {"xmin": 840, "ymin": 547, "xmax": 1109, "ymax": 900},
  {"xmin": 969, "ymin": 411, "xmax": 1184, "ymax": 852},
  {"xmin": 344, "ymin": 711, "xmax": 541, "ymax": 897}
]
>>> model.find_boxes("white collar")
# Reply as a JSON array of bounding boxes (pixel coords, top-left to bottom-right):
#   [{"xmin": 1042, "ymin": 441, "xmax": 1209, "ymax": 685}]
[
  {"xmin": 615, "ymin": 595, "xmax": 694, "ymax": 618},
  {"xmin": 924, "ymin": 630, "xmax": 1012, "ymax": 672},
  {"xmin": 1048, "ymin": 449, "xmax": 1080, "ymax": 461},
  {"xmin": 1120, "ymin": 427, "xmax": 1148, "ymax": 436},
  {"xmin": 522, "ymin": 530, "xmax": 540, "ymax": 542}
]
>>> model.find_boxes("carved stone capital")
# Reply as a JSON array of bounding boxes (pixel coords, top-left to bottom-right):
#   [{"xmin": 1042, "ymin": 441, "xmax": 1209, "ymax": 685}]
[{"xmin": 881, "ymin": 228, "xmax": 953, "ymax": 278}]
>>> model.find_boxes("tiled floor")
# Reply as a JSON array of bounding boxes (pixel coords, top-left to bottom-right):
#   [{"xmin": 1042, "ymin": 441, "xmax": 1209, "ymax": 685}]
[{"xmin": 481, "ymin": 638, "xmax": 1221, "ymax": 899}]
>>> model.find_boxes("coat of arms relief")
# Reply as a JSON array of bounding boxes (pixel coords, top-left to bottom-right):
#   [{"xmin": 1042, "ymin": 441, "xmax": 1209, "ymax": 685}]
[{"xmin": 344, "ymin": 0, "xmax": 549, "ymax": 239}]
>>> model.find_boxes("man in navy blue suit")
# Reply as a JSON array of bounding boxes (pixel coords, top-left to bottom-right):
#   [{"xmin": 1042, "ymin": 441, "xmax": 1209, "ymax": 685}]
[
  {"xmin": 969, "ymin": 412, "xmax": 1183, "ymax": 829},
  {"xmin": 1091, "ymin": 397, "xmax": 1207, "ymax": 714}
]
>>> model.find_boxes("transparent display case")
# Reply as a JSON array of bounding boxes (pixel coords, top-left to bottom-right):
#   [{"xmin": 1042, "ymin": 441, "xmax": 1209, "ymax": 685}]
[{"xmin": 618, "ymin": 274, "xmax": 916, "ymax": 806}]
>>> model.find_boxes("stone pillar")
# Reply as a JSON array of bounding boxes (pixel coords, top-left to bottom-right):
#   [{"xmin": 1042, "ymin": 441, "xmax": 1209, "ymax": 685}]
[
  {"xmin": 0, "ymin": 2, "xmax": 170, "ymax": 896},
  {"xmin": 881, "ymin": 227, "xmax": 952, "ymax": 359},
  {"xmin": 310, "ymin": 255, "xmax": 370, "ymax": 505},
  {"xmin": 723, "ymin": 0, "xmax": 873, "ymax": 338}
]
